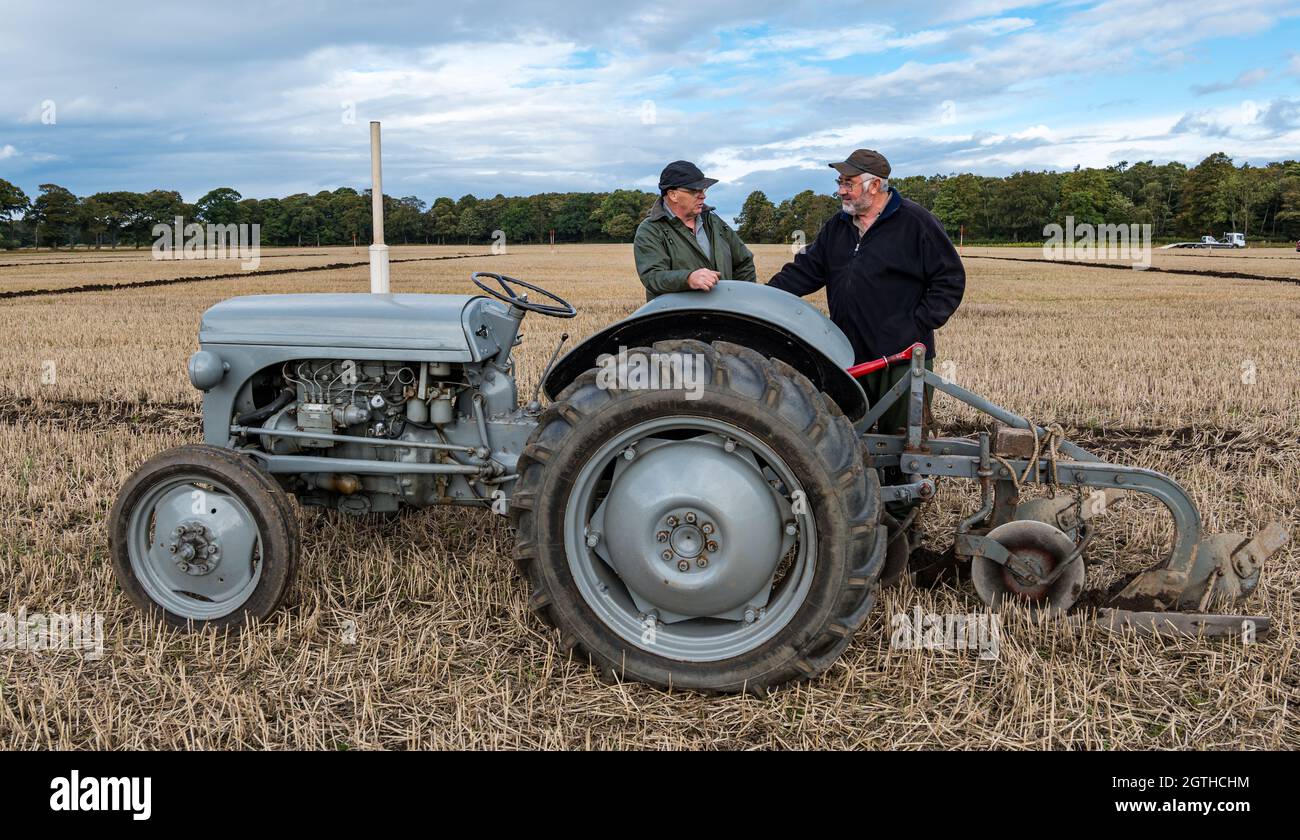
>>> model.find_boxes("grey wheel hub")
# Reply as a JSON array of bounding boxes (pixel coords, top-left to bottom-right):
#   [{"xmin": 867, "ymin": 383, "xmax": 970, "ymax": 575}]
[
  {"xmin": 127, "ymin": 475, "xmax": 263, "ymax": 620},
  {"xmin": 168, "ymin": 522, "xmax": 223, "ymax": 575},
  {"xmin": 592, "ymin": 437, "xmax": 786, "ymax": 619},
  {"xmin": 567, "ymin": 419, "xmax": 814, "ymax": 662}
]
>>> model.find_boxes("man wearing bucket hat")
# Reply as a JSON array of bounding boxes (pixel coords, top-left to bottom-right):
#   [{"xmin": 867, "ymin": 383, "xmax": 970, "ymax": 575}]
[
  {"xmin": 767, "ymin": 149, "xmax": 965, "ymax": 435},
  {"xmin": 634, "ymin": 160, "xmax": 756, "ymax": 301}
]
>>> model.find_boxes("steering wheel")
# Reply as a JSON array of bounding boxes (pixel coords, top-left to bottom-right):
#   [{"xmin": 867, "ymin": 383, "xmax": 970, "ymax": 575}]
[{"xmin": 471, "ymin": 272, "xmax": 577, "ymax": 319}]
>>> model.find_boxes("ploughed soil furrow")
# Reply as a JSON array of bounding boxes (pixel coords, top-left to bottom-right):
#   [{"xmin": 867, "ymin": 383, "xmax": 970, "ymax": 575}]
[
  {"xmin": 964, "ymin": 254, "xmax": 1300, "ymax": 285},
  {"xmin": 0, "ymin": 252, "xmax": 493, "ymax": 300},
  {"xmin": 0, "ymin": 396, "xmax": 202, "ymax": 434},
  {"xmin": 1154, "ymin": 251, "xmax": 1300, "ymax": 261},
  {"xmin": 0, "ymin": 252, "xmax": 329, "ymax": 268}
]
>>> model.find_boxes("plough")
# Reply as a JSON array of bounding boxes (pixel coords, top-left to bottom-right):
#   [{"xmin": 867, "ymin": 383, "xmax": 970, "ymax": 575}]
[{"xmin": 853, "ymin": 342, "xmax": 1288, "ymax": 638}]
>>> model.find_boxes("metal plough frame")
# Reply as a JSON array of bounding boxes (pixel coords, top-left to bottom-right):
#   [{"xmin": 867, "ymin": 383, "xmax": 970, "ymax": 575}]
[{"xmin": 849, "ymin": 344, "xmax": 1288, "ymax": 638}]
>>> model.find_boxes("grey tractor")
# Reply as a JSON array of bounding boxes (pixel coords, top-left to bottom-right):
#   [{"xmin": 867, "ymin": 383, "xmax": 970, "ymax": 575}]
[{"xmin": 109, "ymin": 273, "xmax": 1287, "ymax": 694}]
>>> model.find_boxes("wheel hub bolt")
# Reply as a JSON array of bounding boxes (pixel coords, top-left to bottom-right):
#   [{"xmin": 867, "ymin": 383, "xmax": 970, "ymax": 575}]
[
  {"xmin": 724, "ymin": 439, "xmax": 736, "ymax": 452},
  {"xmin": 666, "ymin": 515, "xmax": 679, "ymax": 527},
  {"xmin": 677, "ymin": 560, "xmax": 690, "ymax": 572},
  {"xmin": 706, "ymin": 540, "xmax": 719, "ymax": 553},
  {"xmin": 684, "ymin": 512, "xmax": 697, "ymax": 524},
  {"xmin": 656, "ymin": 531, "xmax": 669, "ymax": 542},
  {"xmin": 701, "ymin": 523, "xmax": 714, "ymax": 535},
  {"xmin": 696, "ymin": 557, "xmax": 708, "ymax": 568},
  {"xmin": 785, "ymin": 522, "xmax": 797, "ymax": 536},
  {"xmin": 586, "ymin": 532, "xmax": 600, "ymax": 548},
  {"xmin": 744, "ymin": 608, "xmax": 757, "ymax": 624},
  {"xmin": 662, "ymin": 550, "xmax": 673, "ymax": 561}
]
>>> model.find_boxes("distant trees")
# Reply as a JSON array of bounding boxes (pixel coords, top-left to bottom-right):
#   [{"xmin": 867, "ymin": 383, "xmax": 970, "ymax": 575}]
[
  {"xmin": 4, "ymin": 153, "xmax": 1298, "ymax": 251},
  {"xmin": 428, "ymin": 197, "xmax": 457, "ymax": 244},
  {"xmin": 779, "ymin": 191, "xmax": 840, "ymax": 243},
  {"xmin": 990, "ymin": 171, "xmax": 1057, "ymax": 241},
  {"xmin": 1176, "ymin": 152, "xmax": 1235, "ymax": 235},
  {"xmin": 1276, "ymin": 164, "xmax": 1300, "ymax": 234},
  {"xmin": 734, "ymin": 154, "xmax": 1300, "ymax": 243},
  {"xmin": 387, "ymin": 195, "xmax": 426, "ymax": 244},
  {"xmin": 591, "ymin": 190, "xmax": 656, "ymax": 241},
  {"xmin": 930, "ymin": 174, "xmax": 989, "ymax": 238},
  {"xmin": 736, "ymin": 190, "xmax": 777, "ymax": 242},
  {"xmin": 736, "ymin": 189, "xmax": 840, "ymax": 245},
  {"xmin": 28, "ymin": 184, "xmax": 80, "ymax": 247},
  {"xmin": 0, "ymin": 178, "xmax": 29, "ymax": 245},
  {"xmin": 195, "ymin": 187, "xmax": 243, "ymax": 225},
  {"xmin": 552, "ymin": 193, "xmax": 602, "ymax": 241},
  {"xmin": 455, "ymin": 195, "xmax": 486, "ymax": 244}
]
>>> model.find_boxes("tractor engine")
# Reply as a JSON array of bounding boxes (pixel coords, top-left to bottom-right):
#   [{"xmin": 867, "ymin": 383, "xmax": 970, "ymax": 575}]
[{"xmin": 251, "ymin": 359, "xmax": 470, "ymax": 514}]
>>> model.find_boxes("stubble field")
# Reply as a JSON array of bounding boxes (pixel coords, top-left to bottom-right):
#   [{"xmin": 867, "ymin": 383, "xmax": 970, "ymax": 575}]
[{"xmin": 1, "ymin": 243, "xmax": 1297, "ymax": 749}]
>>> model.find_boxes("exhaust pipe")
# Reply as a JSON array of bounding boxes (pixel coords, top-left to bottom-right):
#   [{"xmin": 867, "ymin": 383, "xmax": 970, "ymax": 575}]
[{"xmin": 369, "ymin": 121, "xmax": 390, "ymax": 293}]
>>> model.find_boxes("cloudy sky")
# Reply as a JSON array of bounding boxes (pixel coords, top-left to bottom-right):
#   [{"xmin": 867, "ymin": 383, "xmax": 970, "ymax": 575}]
[{"xmin": 2, "ymin": 0, "xmax": 1298, "ymax": 222}]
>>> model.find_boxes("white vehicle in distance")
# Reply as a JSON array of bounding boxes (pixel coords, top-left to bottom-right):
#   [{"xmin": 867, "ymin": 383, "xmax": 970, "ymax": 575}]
[{"xmin": 1163, "ymin": 232, "xmax": 1246, "ymax": 249}]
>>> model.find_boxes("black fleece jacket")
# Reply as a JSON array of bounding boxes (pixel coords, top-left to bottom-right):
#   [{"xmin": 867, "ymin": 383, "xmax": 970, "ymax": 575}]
[{"xmin": 768, "ymin": 188, "xmax": 965, "ymax": 363}]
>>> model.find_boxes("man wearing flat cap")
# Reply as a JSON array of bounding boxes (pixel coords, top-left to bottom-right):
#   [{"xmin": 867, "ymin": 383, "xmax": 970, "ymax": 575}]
[
  {"xmin": 634, "ymin": 160, "xmax": 756, "ymax": 300},
  {"xmin": 768, "ymin": 149, "xmax": 965, "ymax": 436}
]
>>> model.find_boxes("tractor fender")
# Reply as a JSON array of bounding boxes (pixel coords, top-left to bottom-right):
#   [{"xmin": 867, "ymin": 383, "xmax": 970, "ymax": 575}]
[{"xmin": 543, "ymin": 281, "xmax": 867, "ymax": 421}]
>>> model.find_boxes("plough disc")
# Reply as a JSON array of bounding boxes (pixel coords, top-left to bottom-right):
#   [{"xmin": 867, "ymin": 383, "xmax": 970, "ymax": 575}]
[{"xmin": 970, "ymin": 520, "xmax": 1085, "ymax": 613}]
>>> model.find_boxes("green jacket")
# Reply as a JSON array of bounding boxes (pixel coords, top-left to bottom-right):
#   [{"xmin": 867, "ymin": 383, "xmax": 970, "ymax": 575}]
[{"xmin": 633, "ymin": 198, "xmax": 756, "ymax": 300}]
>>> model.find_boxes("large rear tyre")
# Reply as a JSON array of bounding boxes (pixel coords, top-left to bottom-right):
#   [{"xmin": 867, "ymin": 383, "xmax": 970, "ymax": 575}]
[
  {"xmin": 109, "ymin": 444, "xmax": 299, "ymax": 629},
  {"xmin": 511, "ymin": 340, "xmax": 884, "ymax": 694}
]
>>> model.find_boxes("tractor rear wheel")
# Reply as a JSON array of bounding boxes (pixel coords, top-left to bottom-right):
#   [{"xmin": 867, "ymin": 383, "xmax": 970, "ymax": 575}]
[{"xmin": 511, "ymin": 340, "xmax": 884, "ymax": 694}]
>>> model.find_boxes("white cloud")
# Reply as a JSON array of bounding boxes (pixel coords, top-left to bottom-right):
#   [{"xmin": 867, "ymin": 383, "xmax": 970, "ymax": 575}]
[
  {"xmin": 936, "ymin": 1, "xmax": 1051, "ymax": 23},
  {"xmin": 1191, "ymin": 67, "xmax": 1271, "ymax": 95},
  {"xmin": 1012, "ymin": 124, "xmax": 1053, "ymax": 141},
  {"xmin": 0, "ymin": 144, "xmax": 16, "ymax": 159},
  {"xmin": 883, "ymin": 30, "xmax": 949, "ymax": 49},
  {"xmin": 706, "ymin": 16, "xmax": 1037, "ymax": 64},
  {"xmin": 1170, "ymin": 96, "xmax": 1300, "ymax": 139},
  {"xmin": 969, "ymin": 17, "xmax": 1036, "ymax": 36}
]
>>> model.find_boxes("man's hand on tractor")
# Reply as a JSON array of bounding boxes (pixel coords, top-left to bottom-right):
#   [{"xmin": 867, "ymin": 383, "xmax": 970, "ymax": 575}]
[{"xmin": 687, "ymin": 268, "xmax": 721, "ymax": 291}]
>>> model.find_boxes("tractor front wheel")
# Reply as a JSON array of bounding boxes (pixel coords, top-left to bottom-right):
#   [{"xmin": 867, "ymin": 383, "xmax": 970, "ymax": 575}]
[{"xmin": 109, "ymin": 444, "xmax": 299, "ymax": 628}]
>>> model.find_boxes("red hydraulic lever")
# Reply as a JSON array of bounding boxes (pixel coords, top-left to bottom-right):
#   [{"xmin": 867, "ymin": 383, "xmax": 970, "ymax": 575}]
[{"xmin": 846, "ymin": 342, "xmax": 926, "ymax": 378}]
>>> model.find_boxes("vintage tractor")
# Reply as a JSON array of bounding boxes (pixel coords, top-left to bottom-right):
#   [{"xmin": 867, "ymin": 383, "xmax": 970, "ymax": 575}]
[{"xmin": 109, "ymin": 276, "xmax": 1288, "ymax": 694}]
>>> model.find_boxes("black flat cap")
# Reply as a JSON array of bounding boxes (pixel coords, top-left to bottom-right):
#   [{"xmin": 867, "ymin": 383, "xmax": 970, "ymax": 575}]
[
  {"xmin": 829, "ymin": 149, "xmax": 891, "ymax": 178},
  {"xmin": 658, "ymin": 160, "xmax": 719, "ymax": 191}
]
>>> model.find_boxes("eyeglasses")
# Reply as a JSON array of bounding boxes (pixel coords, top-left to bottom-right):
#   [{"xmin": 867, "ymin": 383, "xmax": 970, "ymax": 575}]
[
  {"xmin": 672, "ymin": 187, "xmax": 705, "ymax": 196},
  {"xmin": 835, "ymin": 178, "xmax": 864, "ymax": 191}
]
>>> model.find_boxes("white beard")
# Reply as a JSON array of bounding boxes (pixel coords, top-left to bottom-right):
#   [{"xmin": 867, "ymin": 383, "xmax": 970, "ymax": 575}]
[{"xmin": 844, "ymin": 194, "xmax": 874, "ymax": 215}]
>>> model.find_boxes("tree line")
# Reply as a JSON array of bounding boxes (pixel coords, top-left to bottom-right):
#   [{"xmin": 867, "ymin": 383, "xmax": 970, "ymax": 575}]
[
  {"xmin": 2, "ymin": 152, "xmax": 1298, "ymax": 250},
  {"xmin": 0, "ymin": 184, "xmax": 663, "ymax": 249},
  {"xmin": 738, "ymin": 154, "xmax": 1300, "ymax": 244}
]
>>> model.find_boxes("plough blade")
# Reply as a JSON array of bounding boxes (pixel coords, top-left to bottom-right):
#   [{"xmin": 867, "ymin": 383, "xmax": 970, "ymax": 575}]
[
  {"xmin": 1110, "ymin": 521, "xmax": 1289, "ymax": 612},
  {"xmin": 1092, "ymin": 609, "xmax": 1270, "ymax": 639}
]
